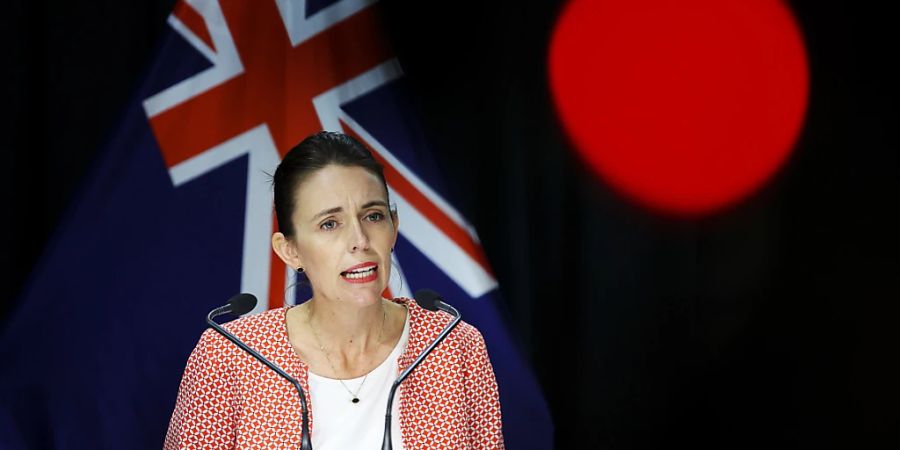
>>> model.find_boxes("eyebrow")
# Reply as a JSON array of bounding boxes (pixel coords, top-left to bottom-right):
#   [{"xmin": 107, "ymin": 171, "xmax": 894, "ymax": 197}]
[{"xmin": 311, "ymin": 200, "xmax": 390, "ymax": 221}]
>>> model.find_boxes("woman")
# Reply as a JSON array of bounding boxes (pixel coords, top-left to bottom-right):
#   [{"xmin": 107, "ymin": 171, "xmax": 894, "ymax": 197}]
[{"xmin": 164, "ymin": 131, "xmax": 504, "ymax": 449}]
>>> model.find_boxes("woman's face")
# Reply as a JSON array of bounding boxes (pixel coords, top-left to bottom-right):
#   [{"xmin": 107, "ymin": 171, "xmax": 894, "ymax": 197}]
[{"xmin": 287, "ymin": 164, "xmax": 397, "ymax": 307}]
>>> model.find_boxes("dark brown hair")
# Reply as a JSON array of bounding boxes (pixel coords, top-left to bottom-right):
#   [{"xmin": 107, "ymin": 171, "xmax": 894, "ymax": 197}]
[{"xmin": 273, "ymin": 131, "xmax": 388, "ymax": 237}]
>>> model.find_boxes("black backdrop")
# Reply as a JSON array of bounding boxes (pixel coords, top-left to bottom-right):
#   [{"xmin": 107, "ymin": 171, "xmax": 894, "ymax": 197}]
[{"xmin": 2, "ymin": 1, "xmax": 897, "ymax": 448}]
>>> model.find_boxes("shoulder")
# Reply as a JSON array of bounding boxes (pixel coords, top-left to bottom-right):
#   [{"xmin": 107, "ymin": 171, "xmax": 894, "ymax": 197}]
[
  {"xmin": 193, "ymin": 307, "xmax": 287, "ymax": 358},
  {"xmin": 222, "ymin": 307, "xmax": 286, "ymax": 341},
  {"xmin": 392, "ymin": 297, "xmax": 486, "ymax": 351}
]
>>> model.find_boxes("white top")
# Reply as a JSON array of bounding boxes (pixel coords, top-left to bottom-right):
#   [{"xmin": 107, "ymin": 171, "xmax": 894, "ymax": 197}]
[{"xmin": 308, "ymin": 312, "xmax": 411, "ymax": 450}]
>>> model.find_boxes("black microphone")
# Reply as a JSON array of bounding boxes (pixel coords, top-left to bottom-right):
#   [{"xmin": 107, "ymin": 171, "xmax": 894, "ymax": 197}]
[
  {"xmin": 207, "ymin": 294, "xmax": 313, "ymax": 450},
  {"xmin": 381, "ymin": 289, "xmax": 462, "ymax": 450}
]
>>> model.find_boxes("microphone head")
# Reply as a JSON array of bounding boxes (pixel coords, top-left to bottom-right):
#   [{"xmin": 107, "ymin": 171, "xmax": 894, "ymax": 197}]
[
  {"xmin": 414, "ymin": 289, "xmax": 443, "ymax": 312},
  {"xmin": 227, "ymin": 293, "xmax": 257, "ymax": 315}
]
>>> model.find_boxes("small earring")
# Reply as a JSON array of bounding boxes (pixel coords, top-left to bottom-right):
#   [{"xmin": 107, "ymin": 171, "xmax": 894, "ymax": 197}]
[{"xmin": 297, "ymin": 267, "xmax": 304, "ymax": 273}]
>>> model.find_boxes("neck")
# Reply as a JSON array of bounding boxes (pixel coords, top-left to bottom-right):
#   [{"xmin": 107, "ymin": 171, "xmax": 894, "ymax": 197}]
[{"xmin": 306, "ymin": 297, "xmax": 386, "ymax": 354}]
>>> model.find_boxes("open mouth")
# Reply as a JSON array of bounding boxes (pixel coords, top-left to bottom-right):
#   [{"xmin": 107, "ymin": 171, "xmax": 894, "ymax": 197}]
[
  {"xmin": 341, "ymin": 266, "xmax": 377, "ymax": 279},
  {"xmin": 340, "ymin": 263, "xmax": 378, "ymax": 283}
]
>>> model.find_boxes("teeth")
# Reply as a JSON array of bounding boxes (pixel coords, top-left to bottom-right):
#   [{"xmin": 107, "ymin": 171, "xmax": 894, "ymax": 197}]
[{"xmin": 343, "ymin": 267, "xmax": 376, "ymax": 279}]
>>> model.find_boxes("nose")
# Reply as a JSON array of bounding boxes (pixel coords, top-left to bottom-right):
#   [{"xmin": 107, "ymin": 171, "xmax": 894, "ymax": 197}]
[{"xmin": 348, "ymin": 219, "xmax": 370, "ymax": 252}]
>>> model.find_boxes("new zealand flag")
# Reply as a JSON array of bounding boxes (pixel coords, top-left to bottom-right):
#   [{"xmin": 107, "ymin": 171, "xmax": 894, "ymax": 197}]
[{"xmin": 0, "ymin": 0, "xmax": 552, "ymax": 448}]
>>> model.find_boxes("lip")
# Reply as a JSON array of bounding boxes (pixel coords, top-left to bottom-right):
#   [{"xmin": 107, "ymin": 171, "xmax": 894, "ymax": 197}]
[
  {"xmin": 341, "ymin": 261, "xmax": 378, "ymax": 274},
  {"xmin": 340, "ymin": 262, "xmax": 379, "ymax": 284}
]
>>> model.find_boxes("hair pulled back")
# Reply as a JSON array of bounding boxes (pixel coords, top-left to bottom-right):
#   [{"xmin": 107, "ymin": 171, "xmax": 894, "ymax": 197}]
[{"xmin": 273, "ymin": 131, "xmax": 388, "ymax": 238}]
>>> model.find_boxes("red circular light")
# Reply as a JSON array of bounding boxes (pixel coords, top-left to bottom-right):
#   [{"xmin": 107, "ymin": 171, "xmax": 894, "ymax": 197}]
[{"xmin": 548, "ymin": 0, "xmax": 809, "ymax": 216}]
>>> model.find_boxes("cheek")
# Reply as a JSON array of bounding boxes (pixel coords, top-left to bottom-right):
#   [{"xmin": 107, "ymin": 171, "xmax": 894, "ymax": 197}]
[
  {"xmin": 297, "ymin": 238, "xmax": 339, "ymax": 272},
  {"xmin": 373, "ymin": 220, "xmax": 397, "ymax": 240}
]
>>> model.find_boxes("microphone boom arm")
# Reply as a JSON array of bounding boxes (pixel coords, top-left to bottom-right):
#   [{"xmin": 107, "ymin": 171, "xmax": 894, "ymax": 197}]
[
  {"xmin": 207, "ymin": 307, "xmax": 313, "ymax": 450},
  {"xmin": 381, "ymin": 301, "xmax": 462, "ymax": 450}
]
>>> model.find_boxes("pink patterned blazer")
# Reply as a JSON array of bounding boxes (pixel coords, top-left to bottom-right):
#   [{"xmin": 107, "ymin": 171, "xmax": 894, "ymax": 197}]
[{"xmin": 164, "ymin": 297, "xmax": 504, "ymax": 449}]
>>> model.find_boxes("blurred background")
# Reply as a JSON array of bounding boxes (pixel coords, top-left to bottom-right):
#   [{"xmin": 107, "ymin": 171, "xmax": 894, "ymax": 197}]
[{"xmin": 2, "ymin": 0, "xmax": 897, "ymax": 448}]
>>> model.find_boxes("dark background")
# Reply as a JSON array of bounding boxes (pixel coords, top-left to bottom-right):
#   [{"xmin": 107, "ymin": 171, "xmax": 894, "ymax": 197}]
[{"xmin": 2, "ymin": 0, "xmax": 897, "ymax": 448}]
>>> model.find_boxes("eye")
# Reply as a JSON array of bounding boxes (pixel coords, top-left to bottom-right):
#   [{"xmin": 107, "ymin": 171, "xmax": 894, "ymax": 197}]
[
  {"xmin": 320, "ymin": 219, "xmax": 338, "ymax": 230},
  {"xmin": 365, "ymin": 212, "xmax": 385, "ymax": 222}
]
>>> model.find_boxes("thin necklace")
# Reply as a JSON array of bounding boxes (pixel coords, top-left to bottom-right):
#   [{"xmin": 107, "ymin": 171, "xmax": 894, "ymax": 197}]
[{"xmin": 307, "ymin": 303, "xmax": 386, "ymax": 404}]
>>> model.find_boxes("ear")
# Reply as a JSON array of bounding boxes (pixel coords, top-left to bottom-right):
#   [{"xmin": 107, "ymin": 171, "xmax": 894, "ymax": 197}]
[
  {"xmin": 271, "ymin": 232, "xmax": 302, "ymax": 270},
  {"xmin": 389, "ymin": 209, "xmax": 400, "ymax": 250}
]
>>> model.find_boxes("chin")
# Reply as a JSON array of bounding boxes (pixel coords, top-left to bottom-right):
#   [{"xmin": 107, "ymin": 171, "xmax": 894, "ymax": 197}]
[{"xmin": 343, "ymin": 288, "xmax": 386, "ymax": 307}]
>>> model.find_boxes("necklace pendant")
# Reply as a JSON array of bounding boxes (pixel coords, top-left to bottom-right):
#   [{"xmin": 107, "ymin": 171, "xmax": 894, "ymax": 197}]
[{"xmin": 351, "ymin": 397, "xmax": 360, "ymax": 404}]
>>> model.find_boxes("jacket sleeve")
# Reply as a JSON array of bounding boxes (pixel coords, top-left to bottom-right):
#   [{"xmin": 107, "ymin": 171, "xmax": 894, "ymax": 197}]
[
  {"xmin": 463, "ymin": 327, "xmax": 505, "ymax": 449},
  {"xmin": 163, "ymin": 329, "xmax": 237, "ymax": 450}
]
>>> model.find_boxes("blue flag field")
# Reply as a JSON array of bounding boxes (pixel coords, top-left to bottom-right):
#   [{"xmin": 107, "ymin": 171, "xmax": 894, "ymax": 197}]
[{"xmin": 0, "ymin": 0, "xmax": 552, "ymax": 448}]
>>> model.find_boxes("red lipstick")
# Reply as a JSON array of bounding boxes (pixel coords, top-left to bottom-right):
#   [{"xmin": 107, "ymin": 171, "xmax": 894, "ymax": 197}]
[{"xmin": 340, "ymin": 262, "xmax": 378, "ymax": 284}]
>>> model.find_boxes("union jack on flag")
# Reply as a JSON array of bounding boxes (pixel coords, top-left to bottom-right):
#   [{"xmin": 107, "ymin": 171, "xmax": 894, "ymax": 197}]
[{"xmin": 0, "ymin": 0, "xmax": 551, "ymax": 448}]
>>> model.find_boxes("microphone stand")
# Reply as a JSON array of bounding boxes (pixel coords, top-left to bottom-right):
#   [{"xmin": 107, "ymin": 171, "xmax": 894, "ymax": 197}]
[
  {"xmin": 381, "ymin": 301, "xmax": 461, "ymax": 450},
  {"xmin": 207, "ymin": 306, "xmax": 313, "ymax": 450}
]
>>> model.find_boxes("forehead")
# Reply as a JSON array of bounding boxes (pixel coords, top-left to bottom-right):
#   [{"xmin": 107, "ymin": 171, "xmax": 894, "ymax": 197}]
[{"xmin": 293, "ymin": 165, "xmax": 387, "ymax": 216}]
